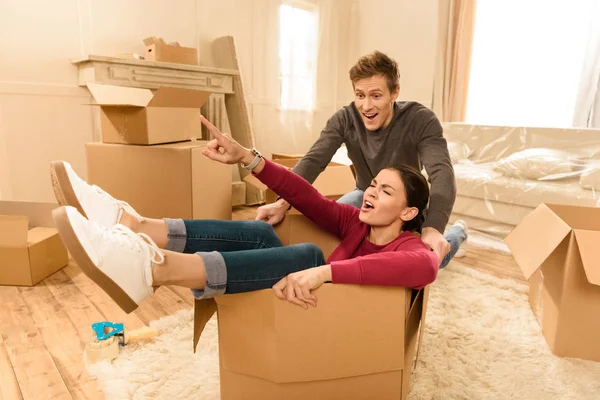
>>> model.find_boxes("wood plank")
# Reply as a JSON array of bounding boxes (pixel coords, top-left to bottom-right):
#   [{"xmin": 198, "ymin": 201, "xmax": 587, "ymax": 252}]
[
  {"xmin": 44, "ymin": 271, "xmax": 107, "ymax": 343},
  {"xmin": 18, "ymin": 285, "xmax": 104, "ymax": 400},
  {"xmin": 0, "ymin": 332, "xmax": 22, "ymax": 400},
  {"xmin": 457, "ymin": 247, "xmax": 526, "ymax": 283},
  {"xmin": 62, "ymin": 263, "xmax": 146, "ymax": 331},
  {"xmin": 0, "ymin": 286, "xmax": 72, "ymax": 400},
  {"xmin": 166, "ymin": 286, "xmax": 195, "ymax": 307},
  {"xmin": 133, "ymin": 287, "xmax": 191, "ymax": 325}
]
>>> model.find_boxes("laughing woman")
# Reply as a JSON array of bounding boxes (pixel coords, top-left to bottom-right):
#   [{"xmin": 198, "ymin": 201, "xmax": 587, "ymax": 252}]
[{"xmin": 50, "ymin": 116, "xmax": 438, "ymax": 313}]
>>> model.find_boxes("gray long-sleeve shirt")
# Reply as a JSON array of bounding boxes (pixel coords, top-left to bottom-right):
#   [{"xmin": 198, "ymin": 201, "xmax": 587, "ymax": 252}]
[{"xmin": 292, "ymin": 101, "xmax": 456, "ymax": 233}]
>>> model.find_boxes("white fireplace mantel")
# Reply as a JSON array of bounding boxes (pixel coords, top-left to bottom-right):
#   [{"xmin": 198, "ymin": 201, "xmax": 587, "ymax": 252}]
[{"xmin": 72, "ymin": 55, "xmax": 238, "ymax": 94}]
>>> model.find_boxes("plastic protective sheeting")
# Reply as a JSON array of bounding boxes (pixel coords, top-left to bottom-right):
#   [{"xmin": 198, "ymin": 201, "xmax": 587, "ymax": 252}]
[{"xmin": 443, "ymin": 123, "xmax": 600, "ymax": 237}]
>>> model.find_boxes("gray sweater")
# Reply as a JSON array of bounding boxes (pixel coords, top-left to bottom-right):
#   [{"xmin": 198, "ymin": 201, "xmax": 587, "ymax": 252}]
[{"xmin": 292, "ymin": 101, "xmax": 456, "ymax": 233}]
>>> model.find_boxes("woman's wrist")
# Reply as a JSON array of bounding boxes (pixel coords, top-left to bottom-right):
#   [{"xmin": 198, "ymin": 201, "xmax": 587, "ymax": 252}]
[
  {"xmin": 320, "ymin": 265, "xmax": 332, "ymax": 282},
  {"xmin": 240, "ymin": 149, "xmax": 255, "ymax": 165}
]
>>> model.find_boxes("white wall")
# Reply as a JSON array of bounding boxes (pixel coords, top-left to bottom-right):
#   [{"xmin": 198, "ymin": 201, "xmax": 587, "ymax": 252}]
[
  {"xmin": 354, "ymin": 0, "xmax": 438, "ymax": 107},
  {"xmin": 0, "ymin": 0, "xmax": 259, "ymax": 202}
]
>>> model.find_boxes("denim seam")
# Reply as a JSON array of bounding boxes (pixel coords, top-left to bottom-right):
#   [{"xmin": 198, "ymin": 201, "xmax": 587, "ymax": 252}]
[{"xmin": 186, "ymin": 237, "xmax": 273, "ymax": 248}]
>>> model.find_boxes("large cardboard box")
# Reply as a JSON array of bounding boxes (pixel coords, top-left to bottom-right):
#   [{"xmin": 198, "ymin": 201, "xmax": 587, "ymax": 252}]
[
  {"xmin": 87, "ymin": 83, "xmax": 211, "ymax": 145},
  {"xmin": 0, "ymin": 202, "xmax": 68, "ymax": 286},
  {"xmin": 193, "ymin": 214, "xmax": 426, "ymax": 399},
  {"xmin": 505, "ymin": 203, "xmax": 600, "ymax": 361},
  {"xmin": 86, "ymin": 141, "xmax": 232, "ymax": 221},
  {"xmin": 244, "ymin": 153, "xmax": 356, "ymax": 204}
]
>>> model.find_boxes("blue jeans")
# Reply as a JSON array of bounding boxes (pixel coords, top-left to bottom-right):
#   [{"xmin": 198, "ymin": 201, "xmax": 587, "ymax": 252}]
[
  {"xmin": 164, "ymin": 219, "xmax": 325, "ymax": 299},
  {"xmin": 336, "ymin": 188, "xmax": 464, "ymax": 269}
]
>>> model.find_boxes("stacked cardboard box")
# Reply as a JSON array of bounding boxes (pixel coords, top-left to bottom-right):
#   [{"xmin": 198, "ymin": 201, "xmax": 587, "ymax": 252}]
[
  {"xmin": 193, "ymin": 214, "xmax": 427, "ymax": 399},
  {"xmin": 0, "ymin": 201, "xmax": 68, "ymax": 286},
  {"xmin": 85, "ymin": 83, "xmax": 232, "ymax": 220}
]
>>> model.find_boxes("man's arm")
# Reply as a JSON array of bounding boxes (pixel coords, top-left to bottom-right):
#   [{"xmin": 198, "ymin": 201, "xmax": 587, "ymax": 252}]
[
  {"xmin": 256, "ymin": 109, "xmax": 347, "ymax": 224},
  {"xmin": 291, "ymin": 109, "xmax": 346, "ymax": 184},
  {"xmin": 419, "ymin": 117, "xmax": 456, "ymax": 234}
]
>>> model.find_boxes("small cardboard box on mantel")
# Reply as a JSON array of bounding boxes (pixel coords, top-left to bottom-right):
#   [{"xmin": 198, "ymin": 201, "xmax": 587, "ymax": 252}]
[
  {"xmin": 0, "ymin": 201, "xmax": 68, "ymax": 286},
  {"xmin": 192, "ymin": 214, "xmax": 427, "ymax": 399},
  {"xmin": 143, "ymin": 36, "xmax": 198, "ymax": 65},
  {"xmin": 87, "ymin": 83, "xmax": 211, "ymax": 145},
  {"xmin": 505, "ymin": 203, "xmax": 600, "ymax": 362}
]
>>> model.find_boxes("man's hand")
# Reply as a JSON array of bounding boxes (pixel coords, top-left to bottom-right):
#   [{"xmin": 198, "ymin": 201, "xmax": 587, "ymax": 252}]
[
  {"xmin": 421, "ymin": 227, "xmax": 450, "ymax": 266},
  {"xmin": 272, "ymin": 265, "xmax": 332, "ymax": 309},
  {"xmin": 255, "ymin": 199, "xmax": 289, "ymax": 225}
]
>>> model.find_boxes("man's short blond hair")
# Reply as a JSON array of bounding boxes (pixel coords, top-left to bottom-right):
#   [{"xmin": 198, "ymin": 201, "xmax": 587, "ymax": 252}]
[{"xmin": 349, "ymin": 51, "xmax": 400, "ymax": 93}]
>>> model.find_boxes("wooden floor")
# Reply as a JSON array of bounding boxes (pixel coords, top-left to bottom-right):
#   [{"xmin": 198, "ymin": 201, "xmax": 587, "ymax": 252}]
[{"xmin": 0, "ymin": 206, "xmax": 525, "ymax": 400}]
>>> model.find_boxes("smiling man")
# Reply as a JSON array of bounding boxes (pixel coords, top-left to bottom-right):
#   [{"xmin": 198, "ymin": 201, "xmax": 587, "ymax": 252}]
[{"xmin": 256, "ymin": 50, "xmax": 466, "ymax": 268}]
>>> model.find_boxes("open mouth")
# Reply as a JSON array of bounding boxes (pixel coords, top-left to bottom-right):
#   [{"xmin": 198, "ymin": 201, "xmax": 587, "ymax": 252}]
[
  {"xmin": 362, "ymin": 200, "xmax": 375, "ymax": 211},
  {"xmin": 363, "ymin": 112, "xmax": 378, "ymax": 122}
]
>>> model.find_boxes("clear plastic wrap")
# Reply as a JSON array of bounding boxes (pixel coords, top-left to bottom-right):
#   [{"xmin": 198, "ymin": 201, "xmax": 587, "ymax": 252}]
[{"xmin": 443, "ymin": 123, "xmax": 600, "ymax": 237}]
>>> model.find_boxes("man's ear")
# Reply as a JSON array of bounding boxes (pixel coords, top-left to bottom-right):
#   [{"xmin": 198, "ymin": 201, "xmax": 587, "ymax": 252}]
[
  {"xmin": 391, "ymin": 85, "xmax": 400, "ymax": 102},
  {"xmin": 400, "ymin": 206, "xmax": 418, "ymax": 222}
]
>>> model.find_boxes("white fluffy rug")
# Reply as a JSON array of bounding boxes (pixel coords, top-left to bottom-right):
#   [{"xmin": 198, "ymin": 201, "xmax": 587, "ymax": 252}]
[{"xmin": 87, "ymin": 262, "xmax": 600, "ymax": 399}]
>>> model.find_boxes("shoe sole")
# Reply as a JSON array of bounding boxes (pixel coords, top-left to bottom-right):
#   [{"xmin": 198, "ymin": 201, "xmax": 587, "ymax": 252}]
[
  {"xmin": 50, "ymin": 161, "xmax": 88, "ymax": 219},
  {"xmin": 53, "ymin": 207, "xmax": 139, "ymax": 314}
]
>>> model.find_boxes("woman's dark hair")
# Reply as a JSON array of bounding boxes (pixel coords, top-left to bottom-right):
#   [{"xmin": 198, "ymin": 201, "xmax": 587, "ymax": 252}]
[{"xmin": 385, "ymin": 165, "xmax": 430, "ymax": 234}]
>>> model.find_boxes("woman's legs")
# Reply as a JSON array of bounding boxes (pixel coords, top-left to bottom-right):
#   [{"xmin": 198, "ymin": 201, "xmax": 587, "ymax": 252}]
[
  {"xmin": 150, "ymin": 244, "xmax": 325, "ymax": 298},
  {"xmin": 54, "ymin": 205, "xmax": 325, "ymax": 313},
  {"xmin": 120, "ymin": 211, "xmax": 283, "ymax": 254}
]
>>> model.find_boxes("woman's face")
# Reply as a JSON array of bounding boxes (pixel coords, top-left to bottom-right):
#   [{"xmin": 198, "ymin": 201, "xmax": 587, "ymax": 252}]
[{"xmin": 358, "ymin": 169, "xmax": 418, "ymax": 227}]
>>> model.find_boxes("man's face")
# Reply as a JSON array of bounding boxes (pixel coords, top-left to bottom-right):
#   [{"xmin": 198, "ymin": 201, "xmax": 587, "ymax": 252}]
[{"xmin": 353, "ymin": 74, "xmax": 399, "ymax": 131}]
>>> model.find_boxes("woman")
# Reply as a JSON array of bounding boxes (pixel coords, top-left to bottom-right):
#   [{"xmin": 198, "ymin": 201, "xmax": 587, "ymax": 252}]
[{"xmin": 50, "ymin": 116, "xmax": 439, "ymax": 313}]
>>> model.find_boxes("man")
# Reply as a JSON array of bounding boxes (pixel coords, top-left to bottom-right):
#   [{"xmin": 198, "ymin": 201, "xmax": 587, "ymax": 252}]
[{"xmin": 256, "ymin": 51, "xmax": 466, "ymax": 267}]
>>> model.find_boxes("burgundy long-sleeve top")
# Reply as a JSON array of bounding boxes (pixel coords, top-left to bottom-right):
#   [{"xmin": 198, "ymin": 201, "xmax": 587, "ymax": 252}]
[{"xmin": 254, "ymin": 159, "xmax": 439, "ymax": 289}]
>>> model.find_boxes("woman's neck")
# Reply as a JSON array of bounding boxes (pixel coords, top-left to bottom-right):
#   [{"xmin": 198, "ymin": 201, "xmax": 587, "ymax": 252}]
[{"xmin": 367, "ymin": 223, "xmax": 403, "ymax": 246}]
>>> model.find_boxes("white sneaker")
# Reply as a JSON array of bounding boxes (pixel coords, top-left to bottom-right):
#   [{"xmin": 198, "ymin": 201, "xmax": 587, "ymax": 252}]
[
  {"xmin": 50, "ymin": 160, "xmax": 143, "ymax": 228},
  {"xmin": 453, "ymin": 220, "xmax": 468, "ymax": 258},
  {"xmin": 53, "ymin": 206, "xmax": 164, "ymax": 313}
]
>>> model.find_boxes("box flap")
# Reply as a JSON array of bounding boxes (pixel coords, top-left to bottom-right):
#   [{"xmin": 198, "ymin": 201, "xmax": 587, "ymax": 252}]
[
  {"xmin": 243, "ymin": 174, "xmax": 267, "ymax": 191},
  {"xmin": 0, "ymin": 201, "xmax": 57, "ymax": 228},
  {"xmin": 505, "ymin": 203, "xmax": 572, "ymax": 279},
  {"xmin": 272, "ymin": 153, "xmax": 304, "ymax": 160},
  {"xmin": 193, "ymin": 299, "xmax": 217, "ymax": 352},
  {"xmin": 0, "ymin": 215, "xmax": 28, "ymax": 246},
  {"xmin": 87, "ymin": 83, "xmax": 153, "ymax": 107},
  {"xmin": 147, "ymin": 87, "xmax": 212, "ymax": 108},
  {"xmin": 274, "ymin": 213, "xmax": 341, "ymax": 259},
  {"xmin": 573, "ymin": 230, "xmax": 600, "ymax": 286}
]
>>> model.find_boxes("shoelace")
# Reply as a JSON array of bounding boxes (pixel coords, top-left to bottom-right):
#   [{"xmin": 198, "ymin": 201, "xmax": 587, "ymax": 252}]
[
  {"xmin": 107, "ymin": 224, "xmax": 165, "ymax": 265},
  {"xmin": 92, "ymin": 185, "xmax": 144, "ymax": 223}
]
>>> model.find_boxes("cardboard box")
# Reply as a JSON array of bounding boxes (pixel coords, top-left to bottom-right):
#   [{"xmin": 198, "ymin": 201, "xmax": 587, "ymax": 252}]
[
  {"xmin": 244, "ymin": 153, "xmax": 356, "ymax": 204},
  {"xmin": 193, "ymin": 214, "xmax": 426, "ymax": 399},
  {"xmin": 86, "ymin": 141, "xmax": 232, "ymax": 221},
  {"xmin": 87, "ymin": 83, "xmax": 211, "ymax": 145},
  {"xmin": 143, "ymin": 37, "xmax": 198, "ymax": 65},
  {"xmin": 505, "ymin": 203, "xmax": 600, "ymax": 361},
  {"xmin": 0, "ymin": 201, "xmax": 68, "ymax": 286}
]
